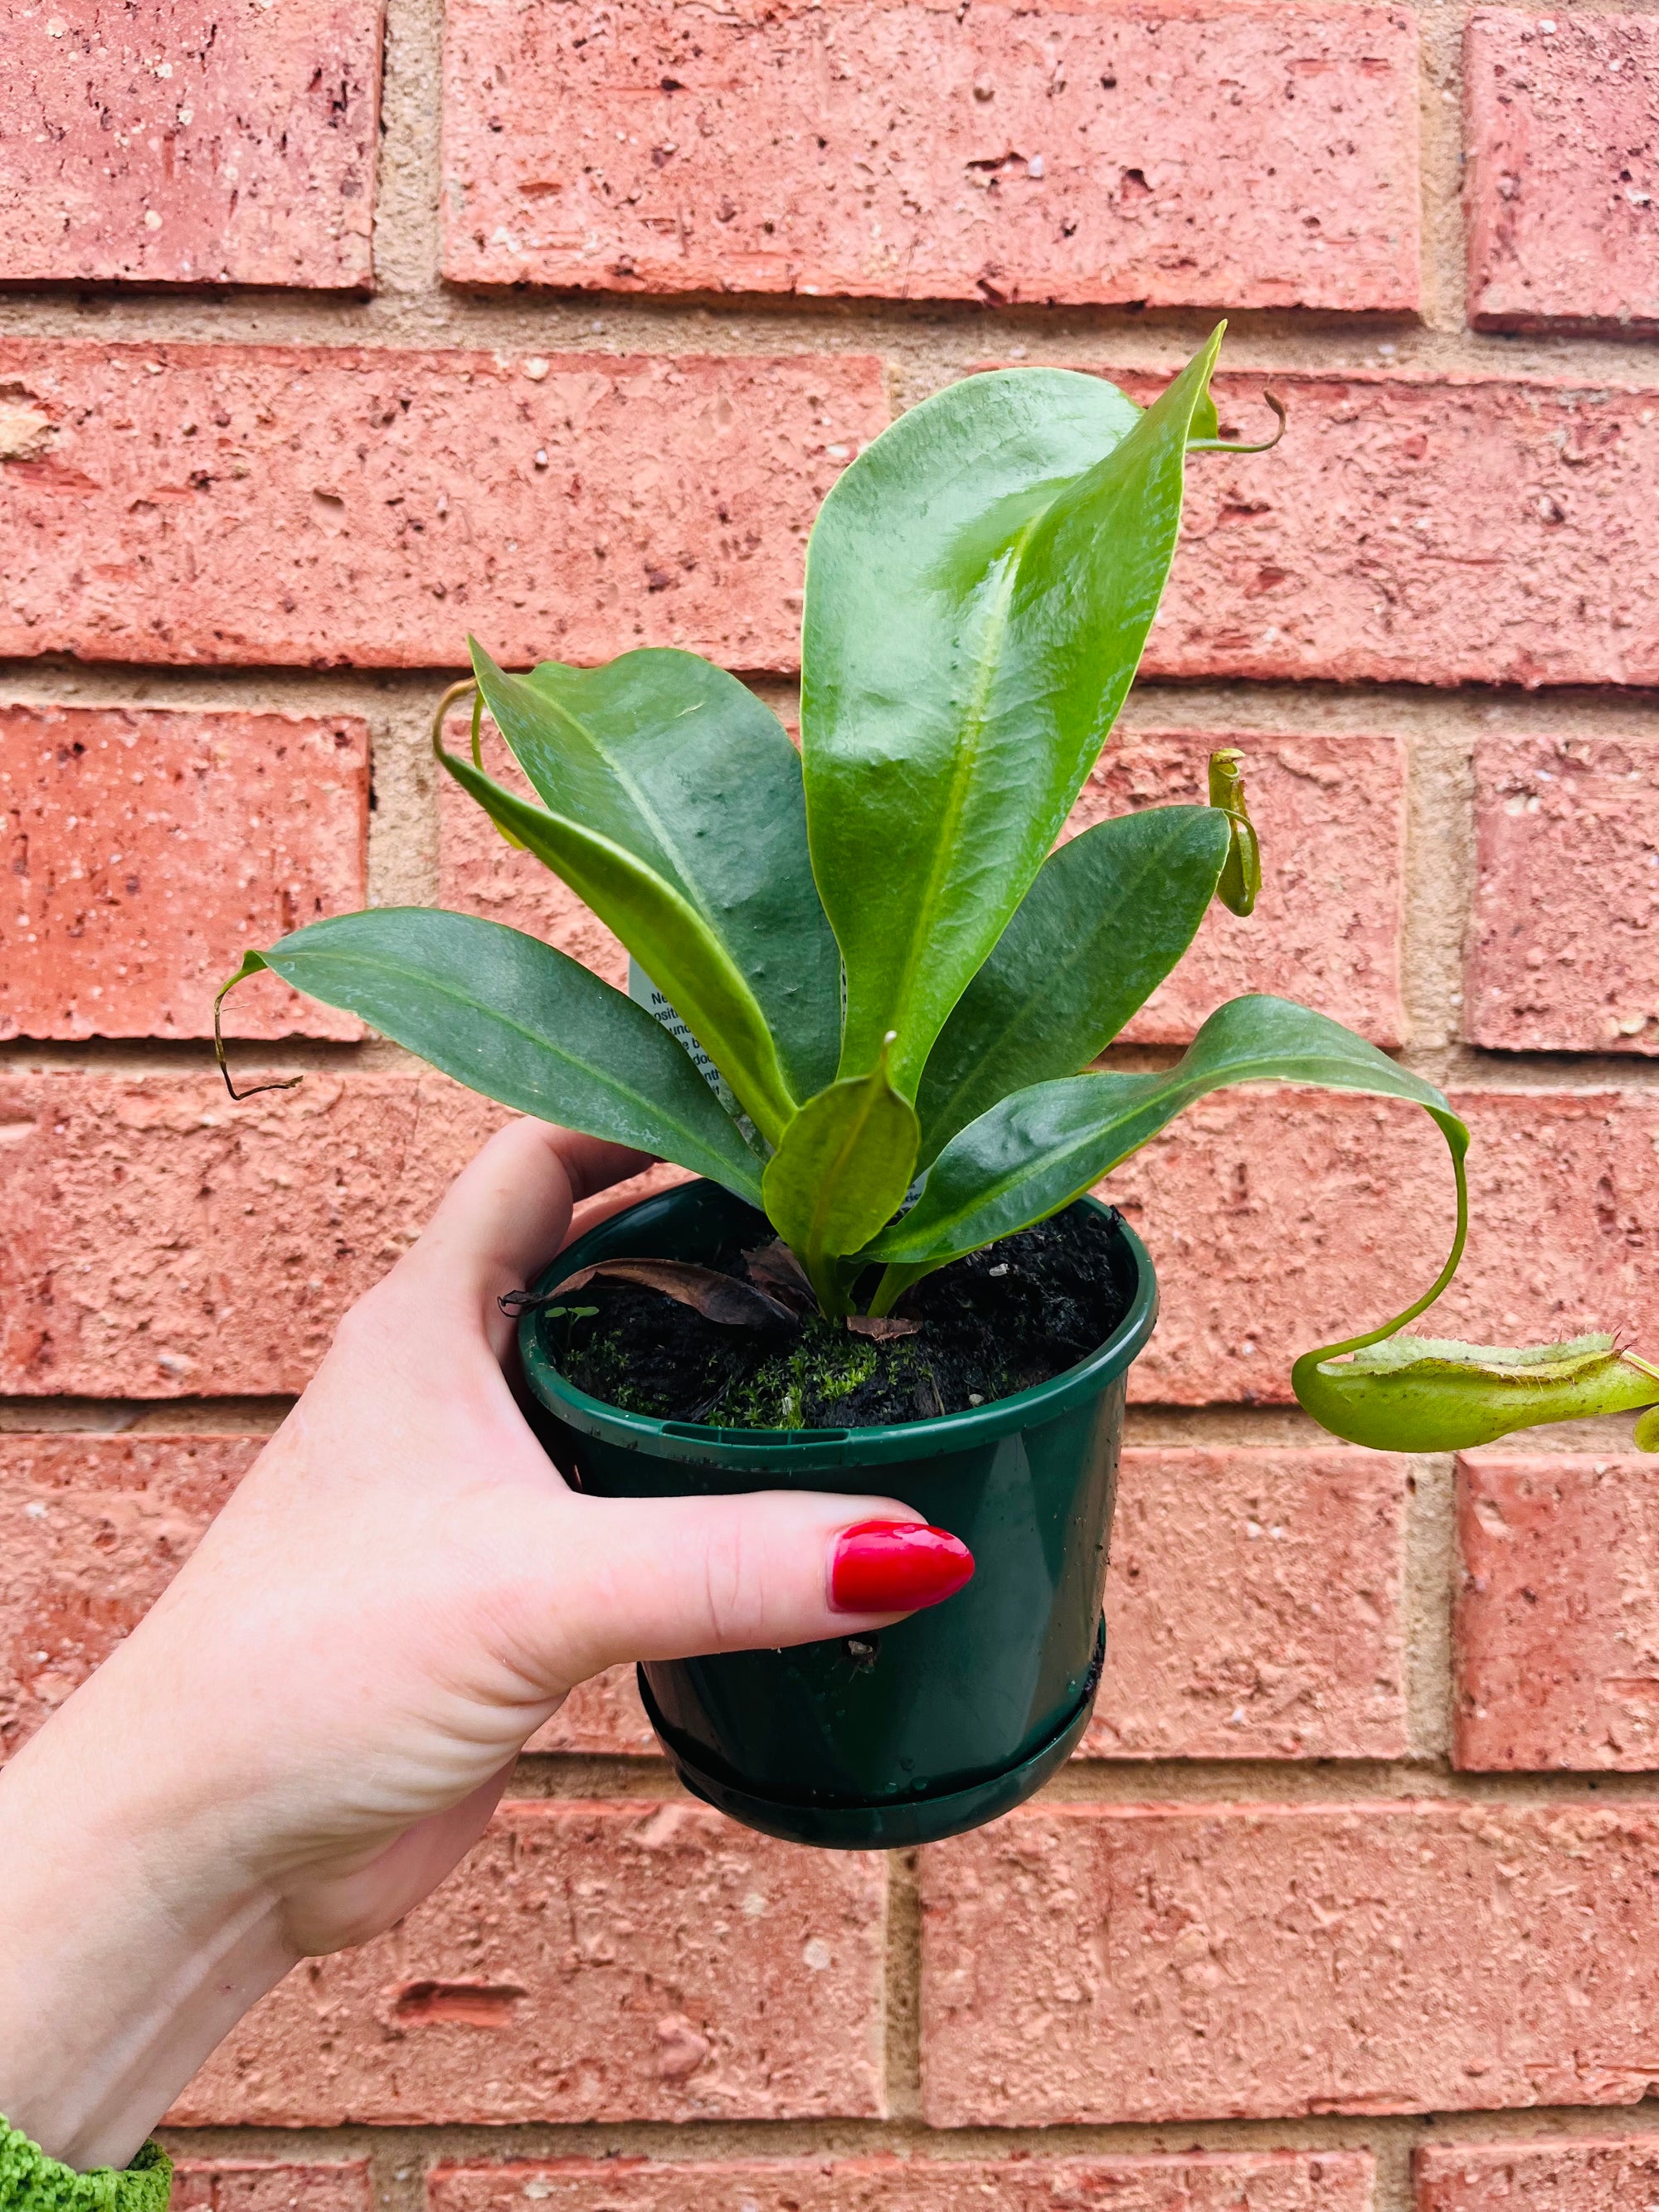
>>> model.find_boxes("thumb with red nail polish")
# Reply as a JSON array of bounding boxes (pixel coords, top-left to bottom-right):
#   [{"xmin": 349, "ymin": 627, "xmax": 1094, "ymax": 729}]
[
  {"xmin": 830, "ymin": 1519, "xmax": 975, "ymax": 1615},
  {"xmin": 548, "ymin": 1491, "xmax": 978, "ymax": 1685}
]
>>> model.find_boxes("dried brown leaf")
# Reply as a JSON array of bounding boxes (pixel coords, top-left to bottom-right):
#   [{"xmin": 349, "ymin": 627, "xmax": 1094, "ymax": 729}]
[
  {"xmin": 548, "ymin": 1257, "xmax": 797, "ymax": 1330},
  {"xmin": 741, "ymin": 1240, "xmax": 817, "ymax": 1314}
]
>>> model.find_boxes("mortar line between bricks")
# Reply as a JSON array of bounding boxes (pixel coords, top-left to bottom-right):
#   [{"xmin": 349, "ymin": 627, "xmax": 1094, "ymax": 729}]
[
  {"xmin": 5, "ymin": 294, "xmax": 1659, "ymax": 390},
  {"xmin": 15, "ymin": 1036, "xmax": 1659, "ymax": 1099},
  {"xmin": 881, "ymin": 1850, "xmax": 924, "ymax": 2122},
  {"xmin": 367, "ymin": 0, "xmax": 444, "ymax": 309},
  {"xmin": 0, "ymin": 1398, "xmax": 299, "ymax": 1434},
  {"xmin": 7, "ymin": 666, "xmax": 1659, "ymax": 722},
  {"xmin": 495, "ymin": 1754, "xmax": 1659, "ymax": 1810},
  {"xmin": 2, "ymin": 280, "xmax": 1658, "ymax": 369},
  {"xmin": 1399, "ymin": 721, "xmax": 1474, "ymax": 1057},
  {"xmin": 1402, "ymin": 1453, "xmax": 1457, "ymax": 1762},
  {"xmin": 365, "ymin": 2132, "xmax": 430, "ymax": 2212},
  {"xmin": 1413, "ymin": 0, "xmax": 1471, "ymax": 342},
  {"xmin": 150, "ymin": 2101, "xmax": 1659, "ymax": 2168}
]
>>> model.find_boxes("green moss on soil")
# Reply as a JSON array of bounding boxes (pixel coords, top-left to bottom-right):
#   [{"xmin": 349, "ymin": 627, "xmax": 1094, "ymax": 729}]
[
  {"xmin": 569, "ymin": 1313, "xmax": 893, "ymax": 1428},
  {"xmin": 718, "ymin": 1328, "xmax": 881, "ymax": 1428}
]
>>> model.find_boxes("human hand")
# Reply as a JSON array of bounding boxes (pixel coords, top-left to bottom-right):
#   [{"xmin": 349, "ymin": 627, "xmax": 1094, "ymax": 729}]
[{"xmin": 0, "ymin": 1120, "xmax": 971, "ymax": 2171}]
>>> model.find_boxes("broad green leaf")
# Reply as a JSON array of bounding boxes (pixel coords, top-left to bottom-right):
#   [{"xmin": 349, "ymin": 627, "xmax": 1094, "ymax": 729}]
[
  {"xmin": 1293, "ymin": 1331, "xmax": 1659, "ymax": 1453},
  {"xmin": 436, "ymin": 739, "xmax": 798, "ymax": 1149},
  {"xmin": 469, "ymin": 642, "xmax": 841, "ymax": 1102},
  {"xmin": 914, "ymin": 806, "xmax": 1230, "ymax": 1166},
  {"xmin": 867, "ymin": 994, "xmax": 1467, "ymax": 1268},
  {"xmin": 802, "ymin": 328, "xmax": 1226, "ymax": 1095},
  {"xmin": 216, "ymin": 909, "xmax": 764, "ymax": 1205},
  {"xmin": 761, "ymin": 1045, "xmax": 919, "ymax": 1315}
]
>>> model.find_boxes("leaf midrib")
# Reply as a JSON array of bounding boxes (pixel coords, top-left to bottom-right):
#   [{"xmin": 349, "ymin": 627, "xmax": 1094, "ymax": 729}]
[
  {"xmin": 899, "ymin": 1049, "xmax": 1455, "ymax": 1252},
  {"xmin": 526, "ymin": 683, "xmax": 737, "ymax": 954},
  {"xmin": 807, "ymin": 1078, "xmax": 885, "ymax": 1264},
  {"xmin": 453, "ymin": 749, "xmax": 795, "ymax": 1135},
  {"xmin": 879, "ymin": 506, "xmax": 1050, "ymax": 1070},
  {"xmin": 279, "ymin": 943, "xmax": 752, "ymax": 1175},
  {"xmin": 465, "ymin": 761, "xmax": 759, "ymax": 1018}
]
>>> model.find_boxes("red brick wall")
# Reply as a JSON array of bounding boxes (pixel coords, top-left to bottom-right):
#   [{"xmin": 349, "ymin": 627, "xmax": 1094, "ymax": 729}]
[{"xmin": 4, "ymin": 3, "xmax": 1659, "ymax": 2205}]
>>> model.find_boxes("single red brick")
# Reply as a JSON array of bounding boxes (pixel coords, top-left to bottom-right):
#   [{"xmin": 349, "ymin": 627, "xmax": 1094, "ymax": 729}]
[
  {"xmin": 922, "ymin": 1799, "xmax": 1659, "ymax": 2125},
  {"xmin": 0, "ymin": 0, "xmax": 381, "ymax": 288},
  {"xmin": 1116, "ymin": 1086, "xmax": 1659, "ymax": 1406},
  {"xmin": 0, "ymin": 703, "xmax": 367, "ymax": 1041},
  {"xmin": 1465, "ymin": 12, "xmax": 1659, "ymax": 334},
  {"xmin": 1455, "ymin": 1453, "xmax": 1659, "ymax": 1772},
  {"xmin": 430, "ymin": 2150, "xmax": 1373, "ymax": 2212},
  {"xmin": 1466, "ymin": 734, "xmax": 1659, "ymax": 1055},
  {"xmin": 0, "ymin": 1433, "xmax": 258, "ymax": 1758},
  {"xmin": 0, "ymin": 1069, "xmax": 509, "ymax": 1397},
  {"xmin": 172, "ymin": 2164, "xmax": 372, "ymax": 2212},
  {"xmin": 1086, "ymin": 1446, "xmax": 1406, "ymax": 1760},
  {"xmin": 1115, "ymin": 370, "xmax": 1659, "ymax": 690},
  {"xmin": 172, "ymin": 1800, "xmax": 887, "ymax": 2123},
  {"xmin": 441, "ymin": 0, "xmax": 1418, "ymax": 314},
  {"xmin": 0, "ymin": 344, "xmax": 887, "ymax": 673},
  {"xmin": 1076, "ymin": 732, "xmax": 1406, "ymax": 1046},
  {"xmin": 1417, "ymin": 2137, "xmax": 1659, "ymax": 2211}
]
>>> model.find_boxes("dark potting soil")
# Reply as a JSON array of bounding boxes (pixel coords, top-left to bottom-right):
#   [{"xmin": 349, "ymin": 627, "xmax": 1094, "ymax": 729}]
[{"xmin": 553, "ymin": 1202, "xmax": 1131, "ymax": 1430}]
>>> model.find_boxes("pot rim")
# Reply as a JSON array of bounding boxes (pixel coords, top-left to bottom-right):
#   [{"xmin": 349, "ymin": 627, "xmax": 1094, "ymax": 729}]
[{"xmin": 519, "ymin": 1182, "xmax": 1158, "ymax": 1471}]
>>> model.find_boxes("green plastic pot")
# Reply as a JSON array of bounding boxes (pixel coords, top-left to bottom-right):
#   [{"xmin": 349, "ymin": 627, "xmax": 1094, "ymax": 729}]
[{"xmin": 518, "ymin": 1179, "xmax": 1156, "ymax": 1849}]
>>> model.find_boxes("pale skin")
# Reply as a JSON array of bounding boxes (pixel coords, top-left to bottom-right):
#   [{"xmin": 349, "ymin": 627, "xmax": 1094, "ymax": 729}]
[{"xmin": 0, "ymin": 1120, "xmax": 923, "ymax": 2172}]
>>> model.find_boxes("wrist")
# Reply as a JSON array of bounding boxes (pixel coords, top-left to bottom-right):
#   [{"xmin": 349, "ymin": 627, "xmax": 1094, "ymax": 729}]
[{"xmin": 0, "ymin": 1680, "xmax": 298, "ymax": 2171}]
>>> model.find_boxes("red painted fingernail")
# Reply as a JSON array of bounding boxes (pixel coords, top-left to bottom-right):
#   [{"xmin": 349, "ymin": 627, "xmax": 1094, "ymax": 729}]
[{"xmin": 829, "ymin": 1519, "xmax": 975, "ymax": 1615}]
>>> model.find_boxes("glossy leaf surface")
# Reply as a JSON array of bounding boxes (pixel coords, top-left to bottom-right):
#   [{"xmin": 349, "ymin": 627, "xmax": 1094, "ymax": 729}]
[
  {"xmin": 470, "ymin": 642, "xmax": 841, "ymax": 1102},
  {"xmin": 802, "ymin": 330, "xmax": 1224, "ymax": 1093},
  {"xmin": 914, "ymin": 805, "xmax": 1229, "ymax": 1165},
  {"xmin": 761, "ymin": 1050, "xmax": 920, "ymax": 1314},
  {"xmin": 1293, "ymin": 1332, "xmax": 1659, "ymax": 1453},
  {"xmin": 437, "ymin": 739, "xmax": 797, "ymax": 1147},
  {"xmin": 868, "ymin": 994, "xmax": 1467, "ymax": 1266},
  {"xmin": 221, "ymin": 908, "xmax": 765, "ymax": 1203}
]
